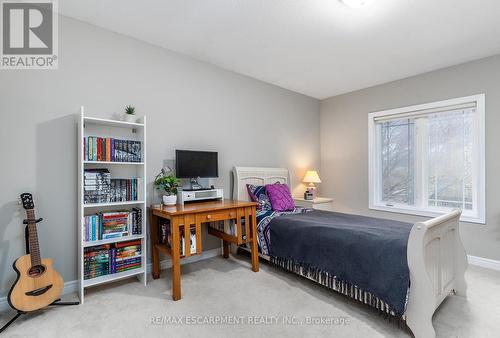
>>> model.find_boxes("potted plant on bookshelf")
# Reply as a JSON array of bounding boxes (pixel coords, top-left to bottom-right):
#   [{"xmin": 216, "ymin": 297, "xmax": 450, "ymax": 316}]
[
  {"xmin": 154, "ymin": 168, "xmax": 180, "ymax": 206},
  {"xmin": 123, "ymin": 105, "xmax": 136, "ymax": 122}
]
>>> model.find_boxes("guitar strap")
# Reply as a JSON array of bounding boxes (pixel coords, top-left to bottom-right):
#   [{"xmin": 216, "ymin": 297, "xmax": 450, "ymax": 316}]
[{"xmin": 25, "ymin": 225, "xmax": 30, "ymax": 255}]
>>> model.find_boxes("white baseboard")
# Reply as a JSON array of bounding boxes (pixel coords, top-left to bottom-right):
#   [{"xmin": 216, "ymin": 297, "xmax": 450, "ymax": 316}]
[
  {"xmin": 467, "ymin": 255, "xmax": 500, "ymax": 271},
  {"xmin": 0, "ymin": 247, "xmax": 222, "ymax": 313}
]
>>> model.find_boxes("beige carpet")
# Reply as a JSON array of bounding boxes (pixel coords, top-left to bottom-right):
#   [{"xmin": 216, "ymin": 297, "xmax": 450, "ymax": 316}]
[{"xmin": 1, "ymin": 255, "xmax": 499, "ymax": 337}]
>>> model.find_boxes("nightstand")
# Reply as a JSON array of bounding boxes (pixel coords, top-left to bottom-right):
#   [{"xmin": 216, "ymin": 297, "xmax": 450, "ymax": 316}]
[{"xmin": 294, "ymin": 197, "xmax": 333, "ymax": 211}]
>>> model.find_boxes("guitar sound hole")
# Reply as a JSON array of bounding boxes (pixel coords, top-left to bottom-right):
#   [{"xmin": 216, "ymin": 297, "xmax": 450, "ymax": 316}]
[{"xmin": 28, "ymin": 265, "xmax": 46, "ymax": 277}]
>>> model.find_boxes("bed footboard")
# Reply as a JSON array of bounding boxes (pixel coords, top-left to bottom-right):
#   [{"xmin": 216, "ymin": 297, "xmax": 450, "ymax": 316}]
[{"xmin": 406, "ymin": 209, "xmax": 467, "ymax": 338}]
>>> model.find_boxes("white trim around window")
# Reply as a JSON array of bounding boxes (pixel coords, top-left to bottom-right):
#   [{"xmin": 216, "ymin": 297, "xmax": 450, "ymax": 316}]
[{"xmin": 368, "ymin": 94, "xmax": 485, "ymax": 224}]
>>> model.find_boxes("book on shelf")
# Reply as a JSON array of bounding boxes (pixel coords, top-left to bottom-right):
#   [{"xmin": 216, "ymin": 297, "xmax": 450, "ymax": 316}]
[
  {"xmin": 84, "ymin": 169, "xmax": 111, "ymax": 204},
  {"xmin": 84, "ymin": 169, "xmax": 142, "ymax": 204},
  {"xmin": 115, "ymin": 240, "xmax": 142, "ymax": 273},
  {"xmin": 158, "ymin": 220, "xmax": 196, "ymax": 256},
  {"xmin": 159, "ymin": 219, "xmax": 171, "ymax": 245},
  {"xmin": 131, "ymin": 207, "xmax": 142, "ymax": 235},
  {"xmin": 84, "ymin": 209, "xmax": 142, "ymax": 242},
  {"xmin": 83, "ymin": 136, "xmax": 142, "ymax": 162},
  {"xmin": 84, "ymin": 245, "xmax": 111, "ymax": 279},
  {"xmin": 181, "ymin": 228, "xmax": 185, "ymax": 256},
  {"xmin": 84, "ymin": 240, "xmax": 142, "ymax": 279},
  {"xmin": 189, "ymin": 226, "xmax": 196, "ymax": 254}
]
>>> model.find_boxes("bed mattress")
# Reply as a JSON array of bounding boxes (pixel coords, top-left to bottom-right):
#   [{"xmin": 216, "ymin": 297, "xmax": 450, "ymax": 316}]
[{"xmin": 255, "ymin": 209, "xmax": 413, "ymax": 316}]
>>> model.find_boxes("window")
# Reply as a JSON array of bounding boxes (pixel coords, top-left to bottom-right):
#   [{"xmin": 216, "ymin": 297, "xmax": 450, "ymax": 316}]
[{"xmin": 368, "ymin": 94, "xmax": 485, "ymax": 223}]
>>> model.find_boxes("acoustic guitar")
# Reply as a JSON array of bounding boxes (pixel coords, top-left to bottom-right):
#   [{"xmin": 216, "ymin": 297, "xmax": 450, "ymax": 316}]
[{"xmin": 8, "ymin": 193, "xmax": 64, "ymax": 312}]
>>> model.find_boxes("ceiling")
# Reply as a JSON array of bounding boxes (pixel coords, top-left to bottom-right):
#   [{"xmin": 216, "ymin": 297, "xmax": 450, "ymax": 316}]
[{"xmin": 59, "ymin": 0, "xmax": 500, "ymax": 99}]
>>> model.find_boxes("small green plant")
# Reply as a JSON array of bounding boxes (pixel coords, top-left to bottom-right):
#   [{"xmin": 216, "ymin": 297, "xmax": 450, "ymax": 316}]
[
  {"xmin": 125, "ymin": 105, "xmax": 136, "ymax": 115},
  {"xmin": 154, "ymin": 168, "xmax": 180, "ymax": 196}
]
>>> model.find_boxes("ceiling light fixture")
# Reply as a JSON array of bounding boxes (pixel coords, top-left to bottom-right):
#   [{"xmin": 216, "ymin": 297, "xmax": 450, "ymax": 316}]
[{"xmin": 341, "ymin": 0, "xmax": 375, "ymax": 9}]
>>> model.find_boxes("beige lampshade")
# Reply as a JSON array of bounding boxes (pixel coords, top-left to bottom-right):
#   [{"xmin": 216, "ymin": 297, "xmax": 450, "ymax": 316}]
[{"xmin": 303, "ymin": 170, "xmax": 321, "ymax": 184}]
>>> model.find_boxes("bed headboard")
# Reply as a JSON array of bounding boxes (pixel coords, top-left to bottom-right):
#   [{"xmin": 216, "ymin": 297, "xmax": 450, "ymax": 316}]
[{"xmin": 232, "ymin": 166, "xmax": 290, "ymax": 201}]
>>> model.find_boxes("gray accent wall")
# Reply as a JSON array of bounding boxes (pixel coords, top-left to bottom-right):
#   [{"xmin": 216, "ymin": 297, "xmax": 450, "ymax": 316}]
[
  {"xmin": 0, "ymin": 16, "xmax": 320, "ymax": 297},
  {"xmin": 320, "ymin": 54, "xmax": 500, "ymax": 262}
]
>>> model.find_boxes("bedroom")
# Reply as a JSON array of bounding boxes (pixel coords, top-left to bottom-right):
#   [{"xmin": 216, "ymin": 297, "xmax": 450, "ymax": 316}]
[{"xmin": 0, "ymin": 0, "xmax": 498, "ymax": 337}]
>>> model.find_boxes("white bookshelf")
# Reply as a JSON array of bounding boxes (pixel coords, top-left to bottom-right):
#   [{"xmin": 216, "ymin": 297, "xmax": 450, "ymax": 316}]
[
  {"xmin": 82, "ymin": 234, "xmax": 145, "ymax": 248},
  {"xmin": 82, "ymin": 268, "xmax": 146, "ymax": 288},
  {"xmin": 77, "ymin": 107, "xmax": 147, "ymax": 304},
  {"xmin": 83, "ymin": 201, "xmax": 145, "ymax": 208},
  {"xmin": 83, "ymin": 161, "xmax": 145, "ymax": 165}
]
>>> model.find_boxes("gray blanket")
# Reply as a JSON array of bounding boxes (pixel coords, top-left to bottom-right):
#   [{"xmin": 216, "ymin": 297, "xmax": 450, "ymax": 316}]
[{"xmin": 269, "ymin": 210, "xmax": 413, "ymax": 315}]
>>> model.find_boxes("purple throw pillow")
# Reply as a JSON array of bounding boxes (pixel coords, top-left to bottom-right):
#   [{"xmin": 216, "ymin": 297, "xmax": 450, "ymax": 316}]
[
  {"xmin": 265, "ymin": 183, "xmax": 295, "ymax": 211},
  {"xmin": 246, "ymin": 184, "xmax": 272, "ymax": 210}
]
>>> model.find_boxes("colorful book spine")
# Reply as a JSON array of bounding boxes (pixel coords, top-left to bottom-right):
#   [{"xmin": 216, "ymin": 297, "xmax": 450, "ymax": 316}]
[
  {"xmin": 83, "ymin": 136, "xmax": 141, "ymax": 162},
  {"xmin": 93, "ymin": 137, "xmax": 97, "ymax": 161},
  {"xmin": 110, "ymin": 139, "xmax": 114, "ymax": 161},
  {"xmin": 84, "ymin": 242, "xmax": 141, "ymax": 279},
  {"xmin": 102, "ymin": 138, "xmax": 106, "ymax": 162},
  {"xmin": 110, "ymin": 248, "xmax": 116, "ymax": 273},
  {"xmin": 85, "ymin": 216, "xmax": 89, "ymax": 242},
  {"xmin": 85, "ymin": 209, "xmax": 142, "ymax": 242},
  {"xmin": 92, "ymin": 216, "xmax": 96, "ymax": 241},
  {"xmin": 97, "ymin": 137, "xmax": 101, "ymax": 161},
  {"xmin": 88, "ymin": 137, "xmax": 93, "ymax": 161},
  {"xmin": 106, "ymin": 138, "xmax": 111, "ymax": 161}
]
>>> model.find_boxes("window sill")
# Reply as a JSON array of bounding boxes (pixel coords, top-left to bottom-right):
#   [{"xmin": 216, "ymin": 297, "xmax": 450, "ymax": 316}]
[{"xmin": 369, "ymin": 203, "xmax": 485, "ymax": 225}]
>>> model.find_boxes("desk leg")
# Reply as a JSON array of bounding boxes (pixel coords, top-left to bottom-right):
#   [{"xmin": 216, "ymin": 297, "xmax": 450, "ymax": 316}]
[
  {"xmin": 150, "ymin": 211, "xmax": 160, "ymax": 279},
  {"xmin": 223, "ymin": 240, "xmax": 229, "ymax": 258},
  {"xmin": 250, "ymin": 207, "xmax": 259, "ymax": 272},
  {"xmin": 171, "ymin": 217, "xmax": 182, "ymax": 301}
]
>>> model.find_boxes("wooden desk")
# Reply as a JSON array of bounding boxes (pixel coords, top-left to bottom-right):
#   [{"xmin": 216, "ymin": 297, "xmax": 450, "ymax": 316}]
[{"xmin": 149, "ymin": 199, "xmax": 259, "ymax": 301}]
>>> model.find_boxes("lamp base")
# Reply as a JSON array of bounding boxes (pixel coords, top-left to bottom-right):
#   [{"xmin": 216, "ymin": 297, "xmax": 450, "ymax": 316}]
[{"xmin": 306, "ymin": 184, "xmax": 317, "ymax": 199}]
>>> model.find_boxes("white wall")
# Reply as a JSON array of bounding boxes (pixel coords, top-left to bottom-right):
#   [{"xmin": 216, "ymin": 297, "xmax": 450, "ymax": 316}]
[
  {"xmin": 0, "ymin": 16, "xmax": 320, "ymax": 297},
  {"xmin": 320, "ymin": 54, "xmax": 500, "ymax": 262}
]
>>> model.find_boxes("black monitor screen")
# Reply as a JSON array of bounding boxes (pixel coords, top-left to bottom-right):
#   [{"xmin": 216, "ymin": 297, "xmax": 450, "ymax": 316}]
[{"xmin": 175, "ymin": 150, "xmax": 218, "ymax": 178}]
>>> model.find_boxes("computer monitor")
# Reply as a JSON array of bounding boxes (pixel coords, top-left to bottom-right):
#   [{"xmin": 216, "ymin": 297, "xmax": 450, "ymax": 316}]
[{"xmin": 175, "ymin": 150, "xmax": 218, "ymax": 179}]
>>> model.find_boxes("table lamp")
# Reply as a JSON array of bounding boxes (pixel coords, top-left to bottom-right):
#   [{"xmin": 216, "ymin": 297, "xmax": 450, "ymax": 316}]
[{"xmin": 303, "ymin": 170, "xmax": 321, "ymax": 199}]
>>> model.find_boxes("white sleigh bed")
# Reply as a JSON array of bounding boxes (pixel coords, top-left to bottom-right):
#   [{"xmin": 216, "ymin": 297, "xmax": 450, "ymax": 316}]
[{"xmin": 232, "ymin": 166, "xmax": 468, "ymax": 338}]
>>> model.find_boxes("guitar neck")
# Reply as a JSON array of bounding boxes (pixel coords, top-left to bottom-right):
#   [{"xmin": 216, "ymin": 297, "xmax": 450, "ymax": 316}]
[{"xmin": 26, "ymin": 209, "xmax": 42, "ymax": 267}]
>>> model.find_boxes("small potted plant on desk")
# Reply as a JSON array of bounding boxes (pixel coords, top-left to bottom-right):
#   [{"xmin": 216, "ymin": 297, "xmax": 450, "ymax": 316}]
[
  {"xmin": 154, "ymin": 168, "xmax": 180, "ymax": 206},
  {"xmin": 123, "ymin": 105, "xmax": 136, "ymax": 122}
]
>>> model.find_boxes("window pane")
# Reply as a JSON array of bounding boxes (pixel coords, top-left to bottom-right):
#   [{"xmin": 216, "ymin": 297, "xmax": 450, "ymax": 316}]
[
  {"xmin": 380, "ymin": 119, "xmax": 415, "ymax": 205},
  {"xmin": 428, "ymin": 109, "xmax": 474, "ymax": 210}
]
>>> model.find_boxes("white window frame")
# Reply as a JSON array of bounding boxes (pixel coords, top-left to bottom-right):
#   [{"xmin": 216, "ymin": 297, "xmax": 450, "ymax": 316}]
[{"xmin": 368, "ymin": 94, "xmax": 485, "ymax": 224}]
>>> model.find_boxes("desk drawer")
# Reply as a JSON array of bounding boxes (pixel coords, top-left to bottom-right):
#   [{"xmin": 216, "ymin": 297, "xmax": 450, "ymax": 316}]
[{"xmin": 196, "ymin": 209, "xmax": 237, "ymax": 223}]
